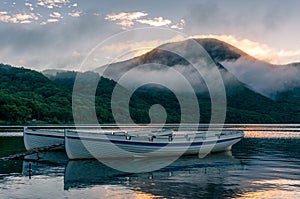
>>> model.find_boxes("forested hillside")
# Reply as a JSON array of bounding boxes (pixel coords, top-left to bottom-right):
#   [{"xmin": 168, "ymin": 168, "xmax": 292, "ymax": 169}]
[
  {"xmin": 0, "ymin": 63, "xmax": 299, "ymax": 125},
  {"xmin": 0, "ymin": 64, "xmax": 72, "ymax": 124}
]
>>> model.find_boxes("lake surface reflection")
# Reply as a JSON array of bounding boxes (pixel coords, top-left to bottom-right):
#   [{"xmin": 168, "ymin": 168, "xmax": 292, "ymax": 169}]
[{"xmin": 0, "ymin": 126, "xmax": 300, "ymax": 198}]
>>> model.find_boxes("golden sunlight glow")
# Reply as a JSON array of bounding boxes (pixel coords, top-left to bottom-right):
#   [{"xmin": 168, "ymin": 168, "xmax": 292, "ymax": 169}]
[
  {"xmin": 237, "ymin": 179, "xmax": 300, "ymax": 199},
  {"xmin": 99, "ymin": 34, "xmax": 300, "ymax": 65},
  {"xmin": 100, "ymin": 40, "xmax": 164, "ymax": 59},
  {"xmin": 134, "ymin": 49, "xmax": 153, "ymax": 57},
  {"xmin": 189, "ymin": 34, "xmax": 300, "ymax": 64},
  {"xmin": 130, "ymin": 35, "xmax": 186, "ymax": 57},
  {"xmin": 98, "ymin": 185, "xmax": 158, "ymax": 199},
  {"xmin": 238, "ymin": 189, "xmax": 300, "ymax": 199}
]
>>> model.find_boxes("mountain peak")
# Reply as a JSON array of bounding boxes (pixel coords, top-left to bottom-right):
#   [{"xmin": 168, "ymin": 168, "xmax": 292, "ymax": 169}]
[
  {"xmin": 137, "ymin": 38, "xmax": 249, "ymax": 66},
  {"xmin": 194, "ymin": 38, "xmax": 247, "ymax": 62}
]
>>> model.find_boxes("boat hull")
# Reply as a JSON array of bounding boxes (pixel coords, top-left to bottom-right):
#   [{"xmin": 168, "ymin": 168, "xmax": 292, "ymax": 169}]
[
  {"xmin": 65, "ymin": 130, "xmax": 244, "ymax": 160},
  {"xmin": 23, "ymin": 128, "xmax": 65, "ymax": 150}
]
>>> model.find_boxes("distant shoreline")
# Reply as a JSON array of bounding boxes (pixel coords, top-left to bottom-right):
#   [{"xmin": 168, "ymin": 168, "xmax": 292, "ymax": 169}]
[{"xmin": 1, "ymin": 123, "xmax": 300, "ymax": 133}]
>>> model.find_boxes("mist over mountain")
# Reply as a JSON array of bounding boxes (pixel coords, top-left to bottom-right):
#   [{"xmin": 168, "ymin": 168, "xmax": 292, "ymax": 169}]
[
  {"xmin": 221, "ymin": 57, "xmax": 300, "ymax": 98},
  {"xmin": 1, "ymin": 38, "xmax": 300, "ymax": 124},
  {"xmin": 42, "ymin": 69, "xmax": 69, "ymax": 78},
  {"xmin": 97, "ymin": 38, "xmax": 300, "ymax": 98},
  {"xmin": 49, "ymin": 68, "xmax": 296, "ymax": 124}
]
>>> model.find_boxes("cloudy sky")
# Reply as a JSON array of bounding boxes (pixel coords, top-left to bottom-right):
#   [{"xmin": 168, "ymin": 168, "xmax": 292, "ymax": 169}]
[{"xmin": 1, "ymin": 0, "xmax": 300, "ymax": 71}]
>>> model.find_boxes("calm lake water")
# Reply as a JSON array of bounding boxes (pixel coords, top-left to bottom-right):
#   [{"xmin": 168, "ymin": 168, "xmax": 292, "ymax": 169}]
[{"xmin": 0, "ymin": 125, "xmax": 300, "ymax": 199}]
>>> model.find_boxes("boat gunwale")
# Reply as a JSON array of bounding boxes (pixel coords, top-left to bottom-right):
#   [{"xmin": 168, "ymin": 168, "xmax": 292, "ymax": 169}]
[{"xmin": 65, "ymin": 134, "xmax": 243, "ymax": 147}]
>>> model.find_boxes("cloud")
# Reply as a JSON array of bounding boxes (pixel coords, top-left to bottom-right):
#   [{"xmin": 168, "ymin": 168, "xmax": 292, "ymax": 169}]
[
  {"xmin": 50, "ymin": 12, "xmax": 63, "ymax": 18},
  {"xmin": 20, "ymin": 20, "xmax": 31, "ymax": 24},
  {"xmin": 107, "ymin": 64, "xmax": 210, "ymax": 93},
  {"xmin": 222, "ymin": 58, "xmax": 300, "ymax": 97},
  {"xmin": 97, "ymin": 36, "xmax": 300, "ymax": 98},
  {"xmin": 0, "ymin": 12, "xmax": 39, "ymax": 24},
  {"xmin": 136, "ymin": 17, "xmax": 172, "ymax": 27},
  {"xmin": 0, "ymin": 0, "xmax": 83, "ymax": 25},
  {"xmin": 25, "ymin": 2, "xmax": 34, "ymax": 11},
  {"xmin": 105, "ymin": 11, "xmax": 148, "ymax": 21},
  {"xmin": 95, "ymin": 34, "xmax": 193, "ymax": 65},
  {"xmin": 105, "ymin": 11, "xmax": 185, "ymax": 30},
  {"xmin": 37, "ymin": 0, "xmax": 70, "ymax": 9},
  {"xmin": 0, "ymin": 12, "xmax": 118, "ymax": 70},
  {"xmin": 99, "ymin": 33, "xmax": 298, "ymax": 66},
  {"xmin": 68, "ymin": 11, "xmax": 82, "ymax": 17},
  {"xmin": 49, "ymin": 0, "xmax": 70, "ymax": 3},
  {"xmin": 105, "ymin": 11, "xmax": 148, "ymax": 30},
  {"xmin": 25, "ymin": 2, "xmax": 33, "ymax": 7},
  {"xmin": 187, "ymin": 1, "xmax": 293, "ymax": 31},
  {"xmin": 40, "ymin": 17, "xmax": 61, "ymax": 25},
  {"xmin": 100, "ymin": 40, "xmax": 167, "ymax": 61},
  {"xmin": 37, "ymin": 1, "xmax": 45, "ymax": 7},
  {"xmin": 46, "ymin": 18, "xmax": 59, "ymax": 23},
  {"xmin": 171, "ymin": 19, "xmax": 185, "ymax": 30},
  {"xmin": 93, "ymin": 31, "xmax": 300, "ymax": 98}
]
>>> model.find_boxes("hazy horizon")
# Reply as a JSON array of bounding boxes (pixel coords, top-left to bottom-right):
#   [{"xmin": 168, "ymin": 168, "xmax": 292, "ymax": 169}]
[{"xmin": 1, "ymin": 0, "xmax": 300, "ymax": 71}]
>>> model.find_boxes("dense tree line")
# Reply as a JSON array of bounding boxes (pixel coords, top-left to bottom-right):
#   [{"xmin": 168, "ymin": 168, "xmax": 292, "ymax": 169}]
[
  {"xmin": 0, "ymin": 64, "xmax": 72, "ymax": 124},
  {"xmin": 0, "ymin": 63, "xmax": 299, "ymax": 125}
]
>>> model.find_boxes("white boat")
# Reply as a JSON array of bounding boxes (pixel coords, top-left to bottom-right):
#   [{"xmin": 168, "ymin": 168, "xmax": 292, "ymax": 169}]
[
  {"xmin": 23, "ymin": 127, "xmax": 65, "ymax": 150},
  {"xmin": 65, "ymin": 129, "xmax": 244, "ymax": 160}
]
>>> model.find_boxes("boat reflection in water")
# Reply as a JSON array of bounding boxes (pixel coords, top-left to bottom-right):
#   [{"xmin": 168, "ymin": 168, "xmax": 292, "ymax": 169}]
[
  {"xmin": 22, "ymin": 150, "xmax": 242, "ymax": 197},
  {"xmin": 64, "ymin": 151, "xmax": 241, "ymax": 194},
  {"xmin": 22, "ymin": 151, "xmax": 68, "ymax": 177},
  {"xmin": 14, "ymin": 127, "xmax": 300, "ymax": 198}
]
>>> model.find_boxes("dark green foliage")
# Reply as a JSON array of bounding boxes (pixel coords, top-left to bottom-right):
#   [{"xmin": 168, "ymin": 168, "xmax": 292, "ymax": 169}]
[
  {"xmin": 0, "ymin": 63, "xmax": 299, "ymax": 124},
  {"xmin": 130, "ymin": 86, "xmax": 181, "ymax": 124},
  {"xmin": 0, "ymin": 64, "xmax": 72, "ymax": 124},
  {"xmin": 275, "ymin": 88, "xmax": 300, "ymax": 123},
  {"xmin": 224, "ymin": 85, "xmax": 292, "ymax": 123}
]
